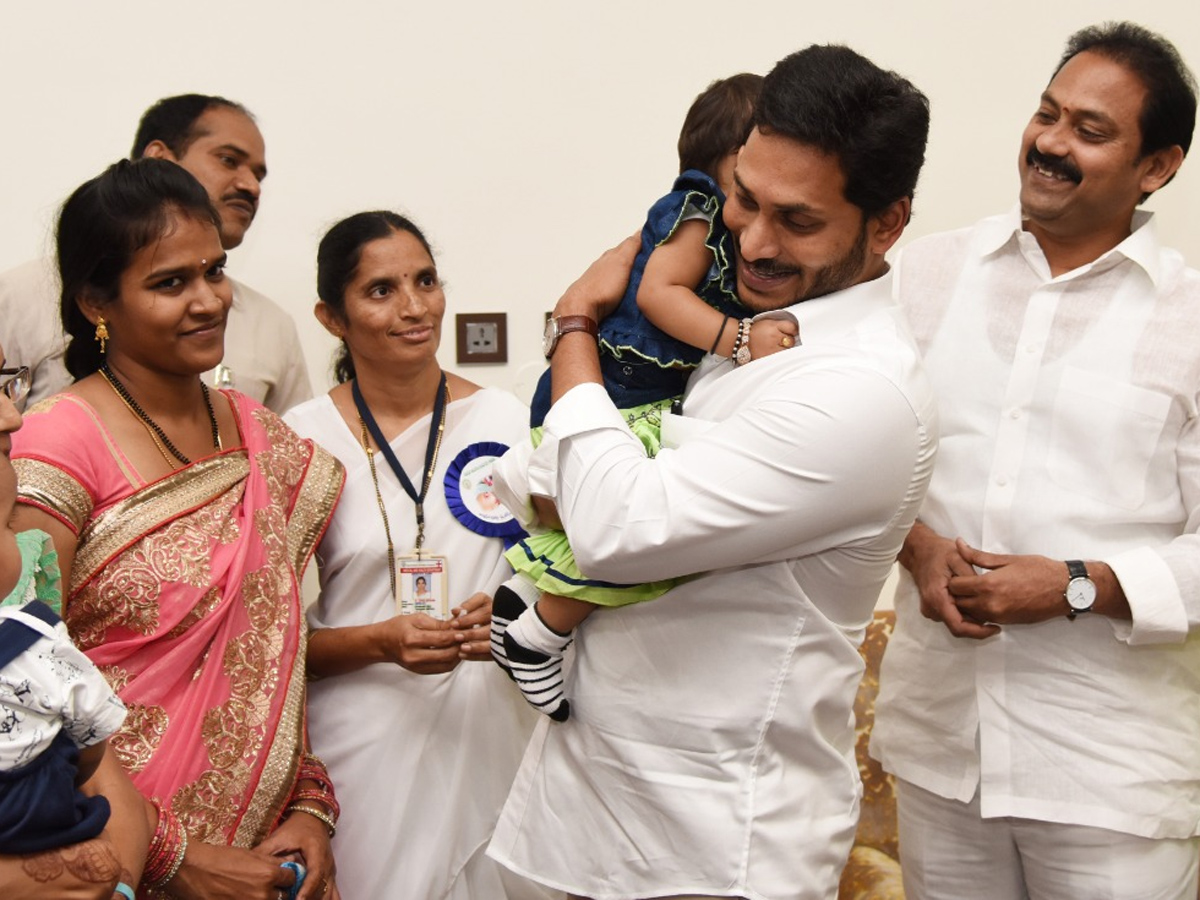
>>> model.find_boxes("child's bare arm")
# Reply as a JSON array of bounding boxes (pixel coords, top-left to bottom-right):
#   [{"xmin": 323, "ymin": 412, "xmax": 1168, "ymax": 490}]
[
  {"xmin": 637, "ymin": 220, "xmax": 739, "ymax": 358},
  {"xmin": 747, "ymin": 317, "xmax": 800, "ymax": 362},
  {"xmin": 76, "ymin": 738, "xmax": 107, "ymax": 785}
]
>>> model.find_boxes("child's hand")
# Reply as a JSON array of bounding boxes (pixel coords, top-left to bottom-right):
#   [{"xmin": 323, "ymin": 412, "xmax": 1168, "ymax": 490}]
[{"xmin": 748, "ymin": 317, "xmax": 800, "ymax": 361}]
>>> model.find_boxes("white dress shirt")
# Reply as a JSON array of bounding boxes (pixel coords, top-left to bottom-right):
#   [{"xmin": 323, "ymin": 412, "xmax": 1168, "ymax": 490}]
[
  {"xmin": 0, "ymin": 257, "xmax": 311, "ymax": 413},
  {"xmin": 871, "ymin": 209, "xmax": 1200, "ymax": 840},
  {"xmin": 489, "ymin": 272, "xmax": 937, "ymax": 900}
]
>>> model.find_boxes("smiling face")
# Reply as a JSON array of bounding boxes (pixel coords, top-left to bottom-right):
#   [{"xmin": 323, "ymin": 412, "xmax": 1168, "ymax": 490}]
[
  {"xmin": 151, "ymin": 106, "xmax": 267, "ymax": 250},
  {"xmin": 722, "ymin": 128, "xmax": 892, "ymax": 312},
  {"xmin": 324, "ymin": 230, "xmax": 446, "ymax": 377},
  {"xmin": 82, "ymin": 211, "xmax": 232, "ymax": 380},
  {"xmin": 1018, "ymin": 50, "xmax": 1177, "ymax": 253}
]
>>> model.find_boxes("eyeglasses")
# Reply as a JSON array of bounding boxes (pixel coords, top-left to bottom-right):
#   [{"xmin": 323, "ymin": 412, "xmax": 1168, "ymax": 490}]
[{"xmin": 0, "ymin": 367, "xmax": 31, "ymax": 407}]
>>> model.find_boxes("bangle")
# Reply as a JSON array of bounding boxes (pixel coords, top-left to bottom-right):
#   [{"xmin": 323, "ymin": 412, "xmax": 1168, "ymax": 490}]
[
  {"xmin": 113, "ymin": 884, "xmax": 136, "ymax": 900},
  {"xmin": 288, "ymin": 802, "xmax": 337, "ymax": 837},
  {"xmin": 731, "ymin": 318, "xmax": 754, "ymax": 367},
  {"xmin": 709, "ymin": 316, "xmax": 732, "ymax": 355},
  {"xmin": 144, "ymin": 804, "xmax": 188, "ymax": 888}
]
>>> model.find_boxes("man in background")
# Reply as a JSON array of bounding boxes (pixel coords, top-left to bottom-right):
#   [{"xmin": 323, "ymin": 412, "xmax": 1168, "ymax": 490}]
[
  {"xmin": 0, "ymin": 94, "xmax": 311, "ymax": 412},
  {"xmin": 872, "ymin": 21, "xmax": 1200, "ymax": 899}
]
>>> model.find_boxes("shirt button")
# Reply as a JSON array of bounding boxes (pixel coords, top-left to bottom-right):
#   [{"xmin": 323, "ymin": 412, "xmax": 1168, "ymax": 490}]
[
  {"xmin": 997, "ymin": 476, "xmax": 1009, "ymax": 487},
  {"xmin": 1025, "ymin": 344, "xmax": 1038, "ymax": 354},
  {"xmin": 1010, "ymin": 408, "xmax": 1021, "ymax": 419}
]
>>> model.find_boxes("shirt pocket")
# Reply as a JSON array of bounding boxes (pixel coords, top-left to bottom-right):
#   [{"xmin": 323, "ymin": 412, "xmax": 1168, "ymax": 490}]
[{"xmin": 1047, "ymin": 366, "xmax": 1171, "ymax": 510}]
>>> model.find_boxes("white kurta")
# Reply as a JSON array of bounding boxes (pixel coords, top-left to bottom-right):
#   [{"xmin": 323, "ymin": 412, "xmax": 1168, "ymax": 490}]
[
  {"xmin": 285, "ymin": 389, "xmax": 557, "ymax": 900},
  {"xmin": 489, "ymin": 274, "xmax": 938, "ymax": 900},
  {"xmin": 872, "ymin": 210, "xmax": 1200, "ymax": 840}
]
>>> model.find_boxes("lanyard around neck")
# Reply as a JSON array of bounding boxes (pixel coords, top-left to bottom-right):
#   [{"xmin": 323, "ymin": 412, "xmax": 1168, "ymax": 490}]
[{"xmin": 352, "ymin": 373, "xmax": 448, "ymax": 556}]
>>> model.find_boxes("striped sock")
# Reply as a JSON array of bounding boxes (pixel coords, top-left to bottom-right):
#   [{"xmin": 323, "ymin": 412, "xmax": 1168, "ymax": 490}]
[
  {"xmin": 491, "ymin": 577, "xmax": 540, "ymax": 675},
  {"xmin": 504, "ymin": 605, "xmax": 572, "ymax": 722}
]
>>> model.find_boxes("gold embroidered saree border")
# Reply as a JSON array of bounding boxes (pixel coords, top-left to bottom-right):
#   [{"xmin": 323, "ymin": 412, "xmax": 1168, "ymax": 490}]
[
  {"xmin": 233, "ymin": 444, "xmax": 342, "ymax": 844},
  {"xmin": 231, "ymin": 624, "xmax": 307, "ymax": 847},
  {"xmin": 287, "ymin": 443, "xmax": 345, "ymax": 577},
  {"xmin": 14, "ymin": 457, "xmax": 94, "ymax": 534},
  {"xmin": 72, "ymin": 453, "xmax": 250, "ymax": 595}
]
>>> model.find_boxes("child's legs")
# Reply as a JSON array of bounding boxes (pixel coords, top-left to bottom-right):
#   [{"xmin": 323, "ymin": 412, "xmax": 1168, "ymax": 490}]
[{"xmin": 536, "ymin": 593, "xmax": 596, "ymax": 635}]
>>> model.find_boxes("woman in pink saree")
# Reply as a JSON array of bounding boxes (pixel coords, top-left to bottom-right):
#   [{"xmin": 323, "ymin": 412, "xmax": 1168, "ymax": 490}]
[{"xmin": 5, "ymin": 160, "xmax": 343, "ymax": 900}]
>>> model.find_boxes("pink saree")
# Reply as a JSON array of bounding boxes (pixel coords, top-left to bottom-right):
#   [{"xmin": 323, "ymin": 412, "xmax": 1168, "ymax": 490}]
[{"xmin": 12, "ymin": 391, "xmax": 343, "ymax": 848}]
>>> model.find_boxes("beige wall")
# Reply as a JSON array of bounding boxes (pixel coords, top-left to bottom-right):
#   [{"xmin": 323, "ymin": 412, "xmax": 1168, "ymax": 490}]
[{"xmin": 1, "ymin": 1, "xmax": 1196, "ymax": 405}]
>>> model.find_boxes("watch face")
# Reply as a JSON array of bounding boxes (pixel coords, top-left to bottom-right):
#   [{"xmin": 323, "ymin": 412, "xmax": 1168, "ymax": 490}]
[
  {"xmin": 542, "ymin": 317, "xmax": 558, "ymax": 358},
  {"xmin": 1066, "ymin": 578, "xmax": 1097, "ymax": 611}
]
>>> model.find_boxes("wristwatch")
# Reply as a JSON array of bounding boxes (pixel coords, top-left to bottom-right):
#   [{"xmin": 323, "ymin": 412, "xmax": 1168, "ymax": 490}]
[
  {"xmin": 1064, "ymin": 559, "xmax": 1096, "ymax": 620},
  {"xmin": 543, "ymin": 315, "xmax": 598, "ymax": 359}
]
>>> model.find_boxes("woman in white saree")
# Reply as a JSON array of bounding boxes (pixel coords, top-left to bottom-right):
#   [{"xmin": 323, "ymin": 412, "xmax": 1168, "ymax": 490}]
[{"xmin": 284, "ymin": 211, "xmax": 555, "ymax": 900}]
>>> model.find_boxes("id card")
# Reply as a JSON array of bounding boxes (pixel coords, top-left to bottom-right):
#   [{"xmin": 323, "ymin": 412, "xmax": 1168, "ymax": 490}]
[{"xmin": 397, "ymin": 555, "xmax": 449, "ymax": 618}]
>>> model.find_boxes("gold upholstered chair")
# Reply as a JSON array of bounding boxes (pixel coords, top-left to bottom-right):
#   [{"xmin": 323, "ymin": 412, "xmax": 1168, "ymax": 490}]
[{"xmin": 838, "ymin": 610, "xmax": 905, "ymax": 900}]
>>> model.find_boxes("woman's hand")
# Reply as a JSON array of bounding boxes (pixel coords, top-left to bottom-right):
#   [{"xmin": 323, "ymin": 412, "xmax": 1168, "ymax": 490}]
[
  {"xmin": 374, "ymin": 613, "xmax": 462, "ymax": 674},
  {"xmin": 450, "ymin": 592, "xmax": 494, "ymax": 660},
  {"xmin": 164, "ymin": 841, "xmax": 298, "ymax": 900},
  {"xmin": 256, "ymin": 813, "xmax": 338, "ymax": 900}
]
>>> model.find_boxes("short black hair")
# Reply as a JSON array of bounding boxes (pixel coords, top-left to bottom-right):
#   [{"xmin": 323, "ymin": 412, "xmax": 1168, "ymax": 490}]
[
  {"xmin": 677, "ymin": 73, "xmax": 763, "ymax": 178},
  {"xmin": 1056, "ymin": 21, "xmax": 1196, "ymax": 159},
  {"xmin": 130, "ymin": 94, "xmax": 254, "ymax": 159},
  {"xmin": 754, "ymin": 45, "xmax": 930, "ymax": 220}
]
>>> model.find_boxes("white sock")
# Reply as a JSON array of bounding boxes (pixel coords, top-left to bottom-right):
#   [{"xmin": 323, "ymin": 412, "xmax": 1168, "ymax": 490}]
[{"xmin": 504, "ymin": 605, "xmax": 572, "ymax": 721}]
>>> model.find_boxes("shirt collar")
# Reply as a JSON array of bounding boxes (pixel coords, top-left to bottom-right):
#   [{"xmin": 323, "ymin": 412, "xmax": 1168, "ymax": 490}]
[
  {"xmin": 977, "ymin": 205, "xmax": 1162, "ymax": 286},
  {"xmin": 754, "ymin": 269, "xmax": 895, "ymax": 344}
]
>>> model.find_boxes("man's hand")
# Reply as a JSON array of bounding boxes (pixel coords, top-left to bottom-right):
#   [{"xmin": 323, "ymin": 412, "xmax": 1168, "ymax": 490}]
[
  {"xmin": 899, "ymin": 522, "xmax": 999, "ymax": 640},
  {"xmin": 553, "ymin": 234, "xmax": 640, "ymax": 322},
  {"xmin": 948, "ymin": 540, "xmax": 1070, "ymax": 627}
]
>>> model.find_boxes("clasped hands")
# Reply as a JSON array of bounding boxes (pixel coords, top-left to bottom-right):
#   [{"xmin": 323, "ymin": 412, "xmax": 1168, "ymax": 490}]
[{"xmin": 901, "ymin": 522, "xmax": 1078, "ymax": 639}]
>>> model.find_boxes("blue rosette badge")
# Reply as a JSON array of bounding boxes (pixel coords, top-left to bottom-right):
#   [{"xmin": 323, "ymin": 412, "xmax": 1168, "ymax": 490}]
[{"xmin": 444, "ymin": 442, "xmax": 527, "ymax": 547}]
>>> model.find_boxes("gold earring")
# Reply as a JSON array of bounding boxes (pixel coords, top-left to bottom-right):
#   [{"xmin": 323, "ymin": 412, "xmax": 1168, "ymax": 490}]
[{"xmin": 95, "ymin": 317, "xmax": 109, "ymax": 354}]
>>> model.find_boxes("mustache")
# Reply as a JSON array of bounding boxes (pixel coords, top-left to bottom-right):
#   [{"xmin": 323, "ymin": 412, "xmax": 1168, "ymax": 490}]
[
  {"xmin": 222, "ymin": 190, "xmax": 258, "ymax": 210},
  {"xmin": 736, "ymin": 244, "xmax": 800, "ymax": 278},
  {"xmin": 1027, "ymin": 148, "xmax": 1083, "ymax": 184}
]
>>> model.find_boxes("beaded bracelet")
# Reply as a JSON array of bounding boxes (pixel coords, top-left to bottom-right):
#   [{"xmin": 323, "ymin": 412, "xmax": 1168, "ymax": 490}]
[
  {"xmin": 731, "ymin": 318, "xmax": 754, "ymax": 367},
  {"xmin": 288, "ymin": 802, "xmax": 337, "ymax": 837},
  {"xmin": 143, "ymin": 804, "xmax": 188, "ymax": 889}
]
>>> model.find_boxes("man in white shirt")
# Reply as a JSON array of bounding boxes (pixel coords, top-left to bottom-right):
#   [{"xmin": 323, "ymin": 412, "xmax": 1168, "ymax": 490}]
[
  {"xmin": 487, "ymin": 45, "xmax": 936, "ymax": 900},
  {"xmin": 870, "ymin": 22, "xmax": 1200, "ymax": 899},
  {"xmin": 0, "ymin": 94, "xmax": 311, "ymax": 412}
]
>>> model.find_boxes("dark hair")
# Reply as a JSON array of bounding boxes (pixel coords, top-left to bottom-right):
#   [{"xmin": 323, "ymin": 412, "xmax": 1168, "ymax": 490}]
[
  {"xmin": 1056, "ymin": 22, "xmax": 1196, "ymax": 168},
  {"xmin": 58, "ymin": 158, "xmax": 221, "ymax": 380},
  {"xmin": 677, "ymin": 73, "xmax": 764, "ymax": 177},
  {"xmin": 130, "ymin": 94, "xmax": 253, "ymax": 159},
  {"xmin": 754, "ymin": 45, "xmax": 930, "ymax": 220},
  {"xmin": 316, "ymin": 211, "xmax": 435, "ymax": 384}
]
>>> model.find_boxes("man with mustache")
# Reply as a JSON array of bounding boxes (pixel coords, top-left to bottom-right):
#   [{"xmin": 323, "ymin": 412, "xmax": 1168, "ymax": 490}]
[
  {"xmin": 871, "ymin": 22, "xmax": 1199, "ymax": 899},
  {"xmin": 488, "ymin": 44, "xmax": 936, "ymax": 900},
  {"xmin": 0, "ymin": 94, "xmax": 311, "ymax": 412}
]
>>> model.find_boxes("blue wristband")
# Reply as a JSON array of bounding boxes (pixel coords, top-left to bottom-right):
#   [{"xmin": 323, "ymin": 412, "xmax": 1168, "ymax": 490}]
[
  {"xmin": 280, "ymin": 860, "xmax": 307, "ymax": 900},
  {"xmin": 113, "ymin": 884, "xmax": 136, "ymax": 900}
]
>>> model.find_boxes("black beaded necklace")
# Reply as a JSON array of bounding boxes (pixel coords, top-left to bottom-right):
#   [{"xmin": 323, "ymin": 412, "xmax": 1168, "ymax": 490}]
[{"xmin": 100, "ymin": 365, "xmax": 221, "ymax": 467}]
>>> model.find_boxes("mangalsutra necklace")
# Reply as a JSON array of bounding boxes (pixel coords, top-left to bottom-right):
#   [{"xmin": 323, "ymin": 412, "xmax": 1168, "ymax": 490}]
[{"xmin": 100, "ymin": 365, "xmax": 221, "ymax": 467}]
